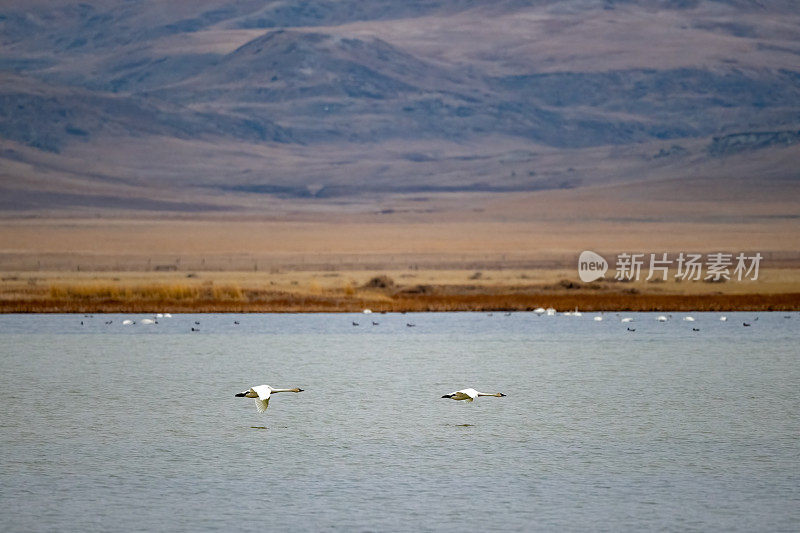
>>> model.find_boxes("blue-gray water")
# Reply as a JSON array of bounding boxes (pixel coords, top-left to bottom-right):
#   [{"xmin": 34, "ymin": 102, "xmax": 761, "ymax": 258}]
[{"xmin": 1, "ymin": 312, "xmax": 798, "ymax": 532}]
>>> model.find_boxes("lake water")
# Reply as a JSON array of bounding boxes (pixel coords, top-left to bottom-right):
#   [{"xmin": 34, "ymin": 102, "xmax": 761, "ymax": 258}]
[{"xmin": 0, "ymin": 312, "xmax": 798, "ymax": 531}]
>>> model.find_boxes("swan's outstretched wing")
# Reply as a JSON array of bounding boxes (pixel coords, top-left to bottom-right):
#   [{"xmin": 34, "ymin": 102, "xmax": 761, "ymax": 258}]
[
  {"xmin": 250, "ymin": 385, "xmax": 272, "ymax": 413},
  {"xmin": 458, "ymin": 388, "xmax": 479, "ymax": 401},
  {"xmin": 254, "ymin": 396, "xmax": 270, "ymax": 413},
  {"xmin": 449, "ymin": 388, "xmax": 478, "ymax": 401},
  {"xmin": 251, "ymin": 385, "xmax": 272, "ymax": 400}
]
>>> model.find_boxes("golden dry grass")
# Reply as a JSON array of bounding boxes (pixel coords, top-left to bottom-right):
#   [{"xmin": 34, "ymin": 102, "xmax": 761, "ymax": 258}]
[{"xmin": 2, "ymin": 269, "xmax": 798, "ymax": 312}]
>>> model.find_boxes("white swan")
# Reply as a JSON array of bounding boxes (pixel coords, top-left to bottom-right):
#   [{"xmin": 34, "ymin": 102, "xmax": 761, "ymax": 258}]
[
  {"xmin": 534, "ymin": 307, "xmax": 546, "ymax": 315},
  {"xmin": 140, "ymin": 319, "xmax": 155, "ymax": 325},
  {"xmin": 235, "ymin": 385, "xmax": 304, "ymax": 413},
  {"xmin": 720, "ymin": 316, "xmax": 727, "ymax": 321},
  {"xmin": 657, "ymin": 315, "xmax": 668, "ymax": 322},
  {"xmin": 441, "ymin": 388, "xmax": 506, "ymax": 402},
  {"xmin": 621, "ymin": 317, "xmax": 633, "ymax": 323},
  {"xmin": 683, "ymin": 316, "xmax": 695, "ymax": 322},
  {"xmin": 594, "ymin": 316, "xmax": 603, "ymax": 321}
]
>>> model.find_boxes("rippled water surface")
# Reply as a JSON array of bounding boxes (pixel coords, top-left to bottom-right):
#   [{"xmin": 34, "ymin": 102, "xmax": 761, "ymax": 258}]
[{"xmin": 1, "ymin": 312, "xmax": 798, "ymax": 531}]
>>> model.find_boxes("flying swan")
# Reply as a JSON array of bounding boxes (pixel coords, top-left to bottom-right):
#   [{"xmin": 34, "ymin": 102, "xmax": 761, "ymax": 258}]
[
  {"xmin": 235, "ymin": 385, "xmax": 304, "ymax": 413},
  {"xmin": 441, "ymin": 388, "xmax": 506, "ymax": 402}
]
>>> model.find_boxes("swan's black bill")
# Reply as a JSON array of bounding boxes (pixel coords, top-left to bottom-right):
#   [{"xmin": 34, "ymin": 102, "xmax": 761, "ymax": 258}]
[
  {"xmin": 235, "ymin": 392, "xmax": 246, "ymax": 397},
  {"xmin": 441, "ymin": 394, "xmax": 453, "ymax": 399}
]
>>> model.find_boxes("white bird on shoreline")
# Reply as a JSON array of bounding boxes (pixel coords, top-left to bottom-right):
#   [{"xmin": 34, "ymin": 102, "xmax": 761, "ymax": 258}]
[
  {"xmin": 441, "ymin": 388, "xmax": 506, "ymax": 402},
  {"xmin": 235, "ymin": 385, "xmax": 304, "ymax": 413}
]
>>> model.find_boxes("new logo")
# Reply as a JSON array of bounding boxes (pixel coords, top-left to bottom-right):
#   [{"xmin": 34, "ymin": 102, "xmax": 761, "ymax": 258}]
[{"xmin": 578, "ymin": 250, "xmax": 608, "ymax": 282}]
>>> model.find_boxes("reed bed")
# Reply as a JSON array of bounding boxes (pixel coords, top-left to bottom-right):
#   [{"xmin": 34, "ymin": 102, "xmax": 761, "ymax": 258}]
[
  {"xmin": 46, "ymin": 282, "xmax": 244, "ymax": 302},
  {"xmin": 1, "ymin": 281, "xmax": 797, "ymax": 313}
]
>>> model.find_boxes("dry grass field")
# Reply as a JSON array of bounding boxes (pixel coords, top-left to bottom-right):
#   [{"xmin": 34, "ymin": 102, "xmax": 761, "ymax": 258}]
[{"xmin": 2, "ymin": 267, "xmax": 798, "ymax": 313}]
